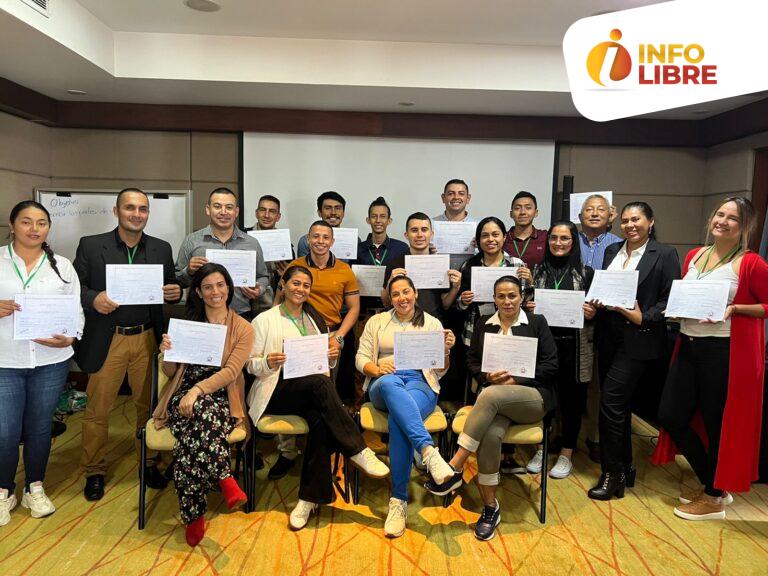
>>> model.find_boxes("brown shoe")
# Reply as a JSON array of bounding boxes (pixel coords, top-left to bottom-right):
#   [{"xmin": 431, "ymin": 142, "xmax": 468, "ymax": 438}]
[
  {"xmin": 679, "ymin": 487, "xmax": 733, "ymax": 505},
  {"xmin": 674, "ymin": 494, "xmax": 726, "ymax": 521}
]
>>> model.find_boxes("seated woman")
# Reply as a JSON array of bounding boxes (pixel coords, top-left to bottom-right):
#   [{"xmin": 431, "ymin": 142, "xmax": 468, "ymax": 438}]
[
  {"xmin": 247, "ymin": 265, "xmax": 388, "ymax": 531},
  {"xmin": 356, "ymin": 275, "xmax": 456, "ymax": 538},
  {"xmin": 153, "ymin": 263, "xmax": 253, "ymax": 547},
  {"xmin": 426, "ymin": 275, "xmax": 558, "ymax": 541}
]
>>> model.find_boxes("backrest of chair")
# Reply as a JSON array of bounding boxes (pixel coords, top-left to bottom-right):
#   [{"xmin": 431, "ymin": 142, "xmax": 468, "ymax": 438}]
[
  {"xmin": 157, "ymin": 353, "xmax": 169, "ymax": 395},
  {"xmin": 149, "ymin": 352, "xmax": 169, "ymax": 413}
]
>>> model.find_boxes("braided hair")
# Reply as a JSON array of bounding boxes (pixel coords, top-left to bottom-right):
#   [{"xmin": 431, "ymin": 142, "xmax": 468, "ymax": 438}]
[{"xmin": 9, "ymin": 200, "xmax": 69, "ymax": 284}]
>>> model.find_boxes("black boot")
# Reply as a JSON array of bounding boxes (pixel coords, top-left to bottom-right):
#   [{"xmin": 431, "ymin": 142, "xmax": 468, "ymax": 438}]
[
  {"xmin": 624, "ymin": 464, "xmax": 637, "ymax": 488},
  {"xmin": 588, "ymin": 471, "xmax": 626, "ymax": 501}
]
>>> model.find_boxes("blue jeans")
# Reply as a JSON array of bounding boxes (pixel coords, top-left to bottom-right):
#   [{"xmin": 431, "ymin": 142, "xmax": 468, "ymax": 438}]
[
  {"xmin": 368, "ymin": 370, "xmax": 437, "ymax": 500},
  {"xmin": 0, "ymin": 361, "xmax": 69, "ymax": 492}
]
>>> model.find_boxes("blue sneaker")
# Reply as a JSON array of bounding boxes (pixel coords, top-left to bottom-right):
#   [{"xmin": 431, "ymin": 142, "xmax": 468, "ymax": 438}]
[
  {"xmin": 424, "ymin": 469, "xmax": 463, "ymax": 496},
  {"xmin": 474, "ymin": 500, "xmax": 501, "ymax": 541}
]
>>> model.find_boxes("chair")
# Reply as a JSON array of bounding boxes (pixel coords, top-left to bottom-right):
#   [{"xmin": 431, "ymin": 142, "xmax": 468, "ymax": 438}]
[
  {"xmin": 352, "ymin": 402, "xmax": 449, "ymax": 504},
  {"xmin": 137, "ymin": 353, "xmax": 248, "ymax": 529}
]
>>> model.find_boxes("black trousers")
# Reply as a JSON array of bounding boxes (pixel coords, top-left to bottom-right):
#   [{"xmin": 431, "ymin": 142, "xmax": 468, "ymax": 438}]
[
  {"xmin": 658, "ymin": 336, "xmax": 730, "ymax": 497},
  {"xmin": 265, "ymin": 374, "xmax": 366, "ymax": 504},
  {"xmin": 554, "ymin": 336, "xmax": 588, "ymax": 450},
  {"xmin": 336, "ymin": 330, "xmax": 358, "ymax": 403}
]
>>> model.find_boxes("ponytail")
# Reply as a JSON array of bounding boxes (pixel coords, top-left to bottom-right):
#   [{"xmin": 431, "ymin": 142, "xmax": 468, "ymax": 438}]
[{"xmin": 41, "ymin": 242, "xmax": 69, "ymax": 284}]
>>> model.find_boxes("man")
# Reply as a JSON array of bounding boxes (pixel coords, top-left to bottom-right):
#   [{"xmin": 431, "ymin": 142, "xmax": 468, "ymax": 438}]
[
  {"xmin": 175, "ymin": 187, "xmax": 270, "ymax": 320},
  {"xmin": 357, "ymin": 197, "xmax": 409, "ymax": 267},
  {"xmin": 75, "ymin": 188, "xmax": 182, "ymax": 501},
  {"xmin": 432, "ymin": 179, "xmax": 478, "ymax": 270},
  {"xmin": 297, "ymin": 191, "xmax": 354, "ymax": 260},
  {"xmin": 502, "ymin": 191, "xmax": 548, "ymax": 267}
]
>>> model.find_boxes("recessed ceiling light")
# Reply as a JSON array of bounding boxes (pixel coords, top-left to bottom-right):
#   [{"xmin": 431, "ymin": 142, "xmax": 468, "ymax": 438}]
[
  {"xmin": 398, "ymin": 101, "xmax": 415, "ymax": 107},
  {"xmin": 184, "ymin": 0, "xmax": 221, "ymax": 12},
  {"xmin": 66, "ymin": 89, "xmax": 87, "ymax": 95}
]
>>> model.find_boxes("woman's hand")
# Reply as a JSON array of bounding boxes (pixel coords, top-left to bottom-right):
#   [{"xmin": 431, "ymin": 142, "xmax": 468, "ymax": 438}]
[
  {"xmin": 613, "ymin": 301, "xmax": 642, "ymax": 325},
  {"xmin": 517, "ymin": 266, "xmax": 532, "ymax": 282},
  {"xmin": 447, "ymin": 270, "xmax": 461, "ymax": 287},
  {"xmin": 723, "ymin": 304, "xmax": 736, "ymax": 321},
  {"xmin": 0, "ymin": 299, "xmax": 21, "ymax": 318},
  {"xmin": 328, "ymin": 342, "xmax": 340, "ymax": 361},
  {"xmin": 460, "ymin": 290, "xmax": 474, "ymax": 306},
  {"xmin": 33, "ymin": 334, "xmax": 75, "ymax": 348},
  {"xmin": 159, "ymin": 334, "xmax": 172, "ymax": 353},
  {"xmin": 390, "ymin": 267, "xmax": 407, "ymax": 279},
  {"xmin": 589, "ymin": 298, "xmax": 605, "ymax": 309},
  {"xmin": 486, "ymin": 371, "xmax": 516, "ymax": 386},
  {"xmin": 377, "ymin": 358, "xmax": 395, "ymax": 376},
  {"xmin": 178, "ymin": 387, "xmax": 201, "ymax": 418},
  {"xmin": 266, "ymin": 352, "xmax": 287, "ymax": 370},
  {"xmin": 443, "ymin": 329, "xmax": 456, "ymax": 352},
  {"xmin": 583, "ymin": 302, "xmax": 597, "ymax": 320}
]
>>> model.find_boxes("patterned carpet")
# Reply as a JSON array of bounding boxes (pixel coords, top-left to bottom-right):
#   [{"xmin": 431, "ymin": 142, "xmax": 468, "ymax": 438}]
[{"xmin": 2, "ymin": 397, "xmax": 768, "ymax": 576}]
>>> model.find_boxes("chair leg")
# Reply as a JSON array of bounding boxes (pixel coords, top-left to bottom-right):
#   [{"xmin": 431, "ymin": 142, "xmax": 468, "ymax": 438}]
[
  {"xmin": 539, "ymin": 424, "xmax": 549, "ymax": 524},
  {"xmin": 138, "ymin": 428, "xmax": 147, "ymax": 530},
  {"xmin": 245, "ymin": 437, "xmax": 257, "ymax": 513},
  {"xmin": 234, "ymin": 443, "xmax": 243, "ymax": 479}
]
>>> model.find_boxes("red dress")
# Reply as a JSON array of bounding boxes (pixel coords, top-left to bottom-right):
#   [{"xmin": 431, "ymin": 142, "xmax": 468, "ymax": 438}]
[{"xmin": 652, "ymin": 250, "xmax": 768, "ymax": 492}]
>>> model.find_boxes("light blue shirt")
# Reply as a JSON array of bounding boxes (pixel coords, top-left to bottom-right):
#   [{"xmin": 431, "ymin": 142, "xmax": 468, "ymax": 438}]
[{"xmin": 579, "ymin": 231, "xmax": 622, "ymax": 270}]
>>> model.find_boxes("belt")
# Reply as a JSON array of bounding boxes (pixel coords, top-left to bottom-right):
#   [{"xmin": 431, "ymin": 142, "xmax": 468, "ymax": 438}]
[{"xmin": 114, "ymin": 322, "xmax": 152, "ymax": 336}]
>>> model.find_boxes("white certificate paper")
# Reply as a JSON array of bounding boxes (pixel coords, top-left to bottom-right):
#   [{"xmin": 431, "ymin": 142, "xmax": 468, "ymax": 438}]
[
  {"xmin": 405, "ymin": 254, "xmax": 450, "ymax": 289},
  {"xmin": 106, "ymin": 264, "xmax": 164, "ymax": 305},
  {"xmin": 470, "ymin": 267, "xmax": 519, "ymax": 303},
  {"xmin": 665, "ymin": 280, "xmax": 730, "ymax": 321},
  {"xmin": 585, "ymin": 270, "xmax": 639, "ymax": 309},
  {"xmin": 432, "ymin": 221, "xmax": 476, "ymax": 255},
  {"xmin": 394, "ymin": 330, "xmax": 445, "ymax": 370},
  {"xmin": 283, "ymin": 333, "xmax": 330, "ymax": 379},
  {"xmin": 352, "ymin": 265, "xmax": 386, "ymax": 297},
  {"xmin": 247, "ymin": 229, "xmax": 292, "ymax": 262},
  {"xmin": 13, "ymin": 294, "xmax": 79, "ymax": 340},
  {"xmin": 481, "ymin": 333, "xmax": 538, "ymax": 378},
  {"xmin": 330, "ymin": 227, "xmax": 359, "ymax": 260},
  {"xmin": 205, "ymin": 249, "xmax": 257, "ymax": 287},
  {"xmin": 535, "ymin": 289, "xmax": 585, "ymax": 329},
  {"xmin": 569, "ymin": 191, "xmax": 613, "ymax": 224},
  {"xmin": 164, "ymin": 319, "xmax": 227, "ymax": 367}
]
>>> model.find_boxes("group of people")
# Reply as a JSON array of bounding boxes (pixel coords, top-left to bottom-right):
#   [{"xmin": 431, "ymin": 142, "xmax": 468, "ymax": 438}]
[{"xmin": 1, "ymin": 179, "xmax": 766, "ymax": 546}]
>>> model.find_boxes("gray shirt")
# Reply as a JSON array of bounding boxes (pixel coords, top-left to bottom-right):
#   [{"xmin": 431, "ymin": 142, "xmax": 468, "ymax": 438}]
[
  {"xmin": 433, "ymin": 211, "xmax": 479, "ymax": 270},
  {"xmin": 175, "ymin": 225, "xmax": 271, "ymax": 315}
]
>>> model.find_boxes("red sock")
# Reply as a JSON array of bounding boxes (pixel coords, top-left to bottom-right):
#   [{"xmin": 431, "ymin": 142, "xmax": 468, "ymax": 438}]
[
  {"xmin": 185, "ymin": 516, "xmax": 205, "ymax": 547},
  {"xmin": 219, "ymin": 476, "xmax": 247, "ymax": 510}
]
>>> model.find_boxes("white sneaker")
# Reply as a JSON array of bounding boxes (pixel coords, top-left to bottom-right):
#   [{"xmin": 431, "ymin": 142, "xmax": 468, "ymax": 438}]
[
  {"xmin": 384, "ymin": 497, "xmax": 407, "ymax": 538},
  {"xmin": 548, "ymin": 455, "xmax": 573, "ymax": 479},
  {"xmin": 289, "ymin": 499, "xmax": 318, "ymax": 530},
  {"xmin": 526, "ymin": 449, "xmax": 544, "ymax": 474},
  {"xmin": 21, "ymin": 483, "xmax": 56, "ymax": 518},
  {"xmin": 413, "ymin": 450, "xmax": 427, "ymax": 471},
  {"xmin": 0, "ymin": 490, "xmax": 18, "ymax": 527},
  {"xmin": 422, "ymin": 446, "xmax": 454, "ymax": 484},
  {"xmin": 350, "ymin": 447, "xmax": 390, "ymax": 478}
]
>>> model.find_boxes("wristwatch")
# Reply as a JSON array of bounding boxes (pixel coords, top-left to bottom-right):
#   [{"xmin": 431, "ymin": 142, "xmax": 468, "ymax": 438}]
[{"xmin": 334, "ymin": 334, "xmax": 345, "ymax": 348}]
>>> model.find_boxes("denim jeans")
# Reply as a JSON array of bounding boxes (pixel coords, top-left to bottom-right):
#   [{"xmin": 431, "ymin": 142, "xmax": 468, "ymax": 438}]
[
  {"xmin": 0, "ymin": 360, "xmax": 70, "ymax": 492},
  {"xmin": 368, "ymin": 370, "xmax": 437, "ymax": 500}
]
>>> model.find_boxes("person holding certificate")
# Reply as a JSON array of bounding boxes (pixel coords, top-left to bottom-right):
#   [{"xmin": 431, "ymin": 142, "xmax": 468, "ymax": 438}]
[
  {"xmin": 425, "ymin": 275, "xmax": 557, "ymax": 541},
  {"xmin": 248, "ymin": 265, "xmax": 388, "ymax": 530},
  {"xmin": 0, "ymin": 201, "xmax": 85, "ymax": 527},
  {"xmin": 653, "ymin": 197, "xmax": 768, "ymax": 521},
  {"xmin": 432, "ymin": 179, "xmax": 478, "ymax": 270},
  {"xmin": 527, "ymin": 220, "xmax": 596, "ymax": 479},
  {"xmin": 502, "ymin": 191, "xmax": 548, "ymax": 268},
  {"xmin": 589, "ymin": 201, "xmax": 680, "ymax": 501},
  {"xmin": 296, "ymin": 191, "xmax": 359, "ymax": 261},
  {"xmin": 356, "ymin": 275, "xmax": 456, "ymax": 538}
]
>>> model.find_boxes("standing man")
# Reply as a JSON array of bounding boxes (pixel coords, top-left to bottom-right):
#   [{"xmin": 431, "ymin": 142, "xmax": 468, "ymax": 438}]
[
  {"xmin": 432, "ymin": 179, "xmax": 478, "ymax": 270},
  {"xmin": 503, "ymin": 191, "xmax": 548, "ymax": 268},
  {"xmin": 297, "ymin": 191, "xmax": 355, "ymax": 260},
  {"xmin": 75, "ymin": 188, "xmax": 182, "ymax": 501},
  {"xmin": 175, "ymin": 187, "xmax": 270, "ymax": 321}
]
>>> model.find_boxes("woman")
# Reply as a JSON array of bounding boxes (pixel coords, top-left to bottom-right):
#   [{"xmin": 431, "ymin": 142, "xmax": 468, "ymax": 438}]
[
  {"xmin": 589, "ymin": 201, "xmax": 680, "ymax": 500},
  {"xmin": 153, "ymin": 263, "xmax": 252, "ymax": 547},
  {"xmin": 248, "ymin": 265, "xmax": 388, "ymax": 531},
  {"xmin": 526, "ymin": 220, "xmax": 596, "ymax": 479},
  {"xmin": 654, "ymin": 197, "xmax": 768, "ymax": 520},
  {"xmin": 0, "ymin": 201, "xmax": 84, "ymax": 527},
  {"xmin": 356, "ymin": 275, "xmax": 456, "ymax": 538},
  {"xmin": 425, "ymin": 275, "xmax": 558, "ymax": 541}
]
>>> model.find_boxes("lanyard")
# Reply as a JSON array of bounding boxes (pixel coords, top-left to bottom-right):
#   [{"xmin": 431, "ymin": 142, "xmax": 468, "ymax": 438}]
[
  {"xmin": 513, "ymin": 237, "xmax": 532, "ymax": 260},
  {"xmin": 281, "ymin": 304, "xmax": 308, "ymax": 336},
  {"xmin": 369, "ymin": 246, "xmax": 388, "ymax": 266},
  {"xmin": 696, "ymin": 245, "xmax": 739, "ymax": 279},
  {"xmin": 553, "ymin": 267, "xmax": 571, "ymax": 290},
  {"xmin": 126, "ymin": 244, "xmax": 139, "ymax": 264},
  {"xmin": 8, "ymin": 245, "xmax": 47, "ymax": 289}
]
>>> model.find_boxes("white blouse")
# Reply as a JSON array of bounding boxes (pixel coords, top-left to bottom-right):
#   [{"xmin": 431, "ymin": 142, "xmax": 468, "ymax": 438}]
[
  {"xmin": 680, "ymin": 258, "xmax": 739, "ymax": 338},
  {"xmin": 0, "ymin": 244, "xmax": 85, "ymax": 368},
  {"xmin": 606, "ymin": 240, "xmax": 649, "ymax": 271}
]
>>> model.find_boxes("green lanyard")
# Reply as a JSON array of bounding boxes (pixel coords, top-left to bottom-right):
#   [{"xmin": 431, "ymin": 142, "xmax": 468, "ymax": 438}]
[
  {"xmin": 696, "ymin": 245, "xmax": 739, "ymax": 279},
  {"xmin": 553, "ymin": 267, "xmax": 571, "ymax": 290},
  {"xmin": 281, "ymin": 304, "xmax": 308, "ymax": 336},
  {"xmin": 369, "ymin": 246, "xmax": 388, "ymax": 266},
  {"xmin": 126, "ymin": 244, "xmax": 139, "ymax": 264},
  {"xmin": 513, "ymin": 237, "xmax": 532, "ymax": 260},
  {"xmin": 8, "ymin": 245, "xmax": 47, "ymax": 289}
]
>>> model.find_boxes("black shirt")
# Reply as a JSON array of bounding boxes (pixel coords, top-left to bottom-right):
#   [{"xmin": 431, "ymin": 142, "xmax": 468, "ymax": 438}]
[{"xmin": 383, "ymin": 252, "xmax": 448, "ymax": 320}]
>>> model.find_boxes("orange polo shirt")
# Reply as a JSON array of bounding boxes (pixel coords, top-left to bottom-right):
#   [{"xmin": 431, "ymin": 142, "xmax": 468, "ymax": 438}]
[{"xmin": 287, "ymin": 253, "xmax": 359, "ymax": 327}]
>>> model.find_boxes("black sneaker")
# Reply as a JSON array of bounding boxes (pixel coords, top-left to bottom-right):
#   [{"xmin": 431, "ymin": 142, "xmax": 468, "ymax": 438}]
[
  {"xmin": 424, "ymin": 469, "xmax": 464, "ymax": 496},
  {"xmin": 268, "ymin": 455, "xmax": 296, "ymax": 480},
  {"xmin": 474, "ymin": 500, "xmax": 501, "ymax": 541},
  {"xmin": 499, "ymin": 454, "xmax": 526, "ymax": 475}
]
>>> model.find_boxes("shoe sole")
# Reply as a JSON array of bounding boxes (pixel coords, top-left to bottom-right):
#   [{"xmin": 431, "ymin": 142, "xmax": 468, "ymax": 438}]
[
  {"xmin": 548, "ymin": 468, "xmax": 572, "ymax": 479},
  {"xmin": 227, "ymin": 497, "xmax": 247, "ymax": 511},
  {"xmin": 21, "ymin": 501, "xmax": 55, "ymax": 518},
  {"xmin": 500, "ymin": 467, "xmax": 527, "ymax": 475},
  {"xmin": 679, "ymin": 493, "xmax": 733, "ymax": 506},
  {"xmin": 526, "ymin": 467, "xmax": 542, "ymax": 475},
  {"xmin": 384, "ymin": 527, "xmax": 405, "ymax": 538},
  {"xmin": 425, "ymin": 477, "xmax": 464, "ymax": 497},
  {"xmin": 673, "ymin": 508, "xmax": 726, "ymax": 521},
  {"xmin": 474, "ymin": 516, "xmax": 501, "ymax": 541}
]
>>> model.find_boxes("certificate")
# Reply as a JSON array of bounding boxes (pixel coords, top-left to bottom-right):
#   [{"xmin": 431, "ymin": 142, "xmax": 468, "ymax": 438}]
[
  {"xmin": 106, "ymin": 264, "xmax": 164, "ymax": 305},
  {"xmin": 394, "ymin": 330, "xmax": 445, "ymax": 370},
  {"xmin": 405, "ymin": 254, "xmax": 450, "ymax": 289},
  {"xmin": 283, "ymin": 334, "xmax": 330, "ymax": 379},
  {"xmin": 13, "ymin": 294, "xmax": 79, "ymax": 340},
  {"xmin": 569, "ymin": 191, "xmax": 613, "ymax": 224},
  {"xmin": 330, "ymin": 227, "xmax": 359, "ymax": 260},
  {"xmin": 481, "ymin": 333, "xmax": 538, "ymax": 378},
  {"xmin": 247, "ymin": 229, "xmax": 292, "ymax": 262},
  {"xmin": 205, "ymin": 249, "xmax": 257, "ymax": 287},
  {"xmin": 432, "ymin": 221, "xmax": 476, "ymax": 255},
  {"xmin": 665, "ymin": 280, "xmax": 730, "ymax": 321},
  {"xmin": 585, "ymin": 270, "xmax": 639, "ymax": 308},
  {"xmin": 534, "ymin": 289, "xmax": 585, "ymax": 329},
  {"xmin": 164, "ymin": 319, "xmax": 227, "ymax": 367},
  {"xmin": 352, "ymin": 265, "xmax": 386, "ymax": 297},
  {"xmin": 470, "ymin": 267, "xmax": 519, "ymax": 302}
]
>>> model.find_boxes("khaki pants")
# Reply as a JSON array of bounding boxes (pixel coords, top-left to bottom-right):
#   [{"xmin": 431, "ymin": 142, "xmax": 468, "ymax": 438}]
[{"xmin": 80, "ymin": 330, "xmax": 158, "ymax": 477}]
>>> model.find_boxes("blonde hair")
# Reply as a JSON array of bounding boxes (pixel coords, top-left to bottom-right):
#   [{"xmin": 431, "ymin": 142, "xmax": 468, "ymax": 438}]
[{"xmin": 704, "ymin": 196, "xmax": 757, "ymax": 249}]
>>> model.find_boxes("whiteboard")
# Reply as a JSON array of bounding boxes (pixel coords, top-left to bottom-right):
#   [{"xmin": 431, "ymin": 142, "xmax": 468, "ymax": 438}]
[
  {"xmin": 242, "ymin": 134, "xmax": 556, "ymax": 246},
  {"xmin": 35, "ymin": 189, "xmax": 192, "ymax": 262}
]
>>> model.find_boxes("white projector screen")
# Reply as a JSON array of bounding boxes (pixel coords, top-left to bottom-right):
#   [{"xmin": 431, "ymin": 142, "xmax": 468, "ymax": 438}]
[{"xmin": 242, "ymin": 133, "xmax": 556, "ymax": 248}]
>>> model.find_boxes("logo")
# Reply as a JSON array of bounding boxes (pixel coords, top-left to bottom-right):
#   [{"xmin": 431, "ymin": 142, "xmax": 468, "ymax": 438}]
[{"xmin": 587, "ymin": 29, "xmax": 632, "ymax": 86}]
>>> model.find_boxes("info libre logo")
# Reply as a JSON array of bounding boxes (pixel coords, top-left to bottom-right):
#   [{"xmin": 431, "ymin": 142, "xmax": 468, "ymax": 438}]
[{"xmin": 586, "ymin": 29, "xmax": 717, "ymax": 87}]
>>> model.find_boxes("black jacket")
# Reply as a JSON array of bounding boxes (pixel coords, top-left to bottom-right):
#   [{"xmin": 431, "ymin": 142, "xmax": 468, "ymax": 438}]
[
  {"xmin": 597, "ymin": 239, "xmax": 680, "ymax": 360},
  {"xmin": 466, "ymin": 311, "xmax": 559, "ymax": 412},
  {"xmin": 73, "ymin": 229, "xmax": 180, "ymax": 373}
]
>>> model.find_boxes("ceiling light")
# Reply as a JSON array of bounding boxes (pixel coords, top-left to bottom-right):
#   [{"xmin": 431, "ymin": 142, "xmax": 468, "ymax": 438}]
[
  {"xmin": 66, "ymin": 89, "xmax": 87, "ymax": 95},
  {"xmin": 184, "ymin": 0, "xmax": 221, "ymax": 12},
  {"xmin": 398, "ymin": 101, "xmax": 415, "ymax": 107}
]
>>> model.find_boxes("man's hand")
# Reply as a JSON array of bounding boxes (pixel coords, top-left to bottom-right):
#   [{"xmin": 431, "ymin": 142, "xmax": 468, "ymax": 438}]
[
  {"xmin": 187, "ymin": 256, "xmax": 208, "ymax": 275},
  {"xmin": 93, "ymin": 291, "xmax": 119, "ymax": 315},
  {"xmin": 163, "ymin": 284, "xmax": 181, "ymax": 302},
  {"xmin": 486, "ymin": 371, "xmax": 516, "ymax": 386},
  {"xmin": 240, "ymin": 285, "xmax": 262, "ymax": 300}
]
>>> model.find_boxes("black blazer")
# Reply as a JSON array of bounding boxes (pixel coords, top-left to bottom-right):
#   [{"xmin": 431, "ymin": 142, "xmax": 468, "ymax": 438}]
[
  {"xmin": 597, "ymin": 239, "xmax": 680, "ymax": 360},
  {"xmin": 73, "ymin": 229, "xmax": 180, "ymax": 373},
  {"xmin": 466, "ymin": 311, "xmax": 559, "ymax": 412}
]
